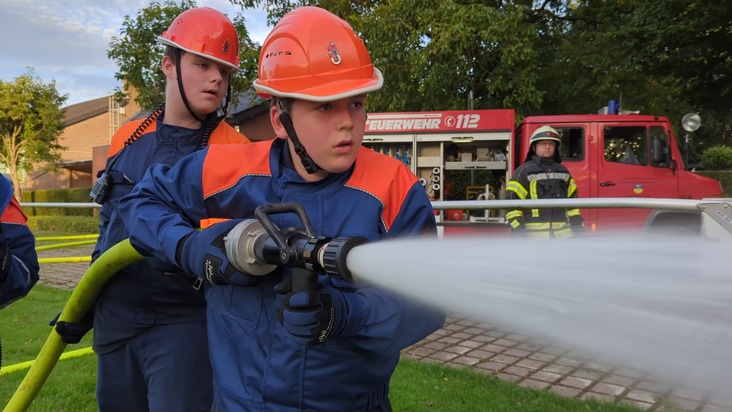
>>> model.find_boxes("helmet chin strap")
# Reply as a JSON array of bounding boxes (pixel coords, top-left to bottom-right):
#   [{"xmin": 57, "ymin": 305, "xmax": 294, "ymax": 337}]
[{"xmin": 278, "ymin": 111, "xmax": 321, "ymax": 174}]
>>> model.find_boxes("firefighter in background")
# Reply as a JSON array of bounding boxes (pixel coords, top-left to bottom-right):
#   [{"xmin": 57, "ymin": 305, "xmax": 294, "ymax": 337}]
[
  {"xmin": 505, "ymin": 125, "xmax": 584, "ymax": 238},
  {"xmin": 0, "ymin": 176, "xmax": 39, "ymax": 309},
  {"xmin": 118, "ymin": 6, "xmax": 445, "ymax": 411},
  {"xmin": 50, "ymin": 7, "xmax": 251, "ymax": 411}
]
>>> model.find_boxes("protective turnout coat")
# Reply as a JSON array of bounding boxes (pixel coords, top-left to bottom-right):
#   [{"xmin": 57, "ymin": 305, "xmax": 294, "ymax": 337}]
[
  {"xmin": 119, "ymin": 138, "xmax": 446, "ymax": 411},
  {"xmin": 0, "ymin": 176, "xmax": 39, "ymax": 308},
  {"xmin": 92, "ymin": 115, "xmax": 249, "ymax": 352},
  {"xmin": 505, "ymin": 156, "xmax": 583, "ymax": 238}
]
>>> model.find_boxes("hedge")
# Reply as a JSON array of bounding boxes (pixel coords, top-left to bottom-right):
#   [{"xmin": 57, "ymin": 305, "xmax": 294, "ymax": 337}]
[
  {"xmin": 27, "ymin": 215, "xmax": 100, "ymax": 234},
  {"xmin": 21, "ymin": 188, "xmax": 94, "ymax": 217}
]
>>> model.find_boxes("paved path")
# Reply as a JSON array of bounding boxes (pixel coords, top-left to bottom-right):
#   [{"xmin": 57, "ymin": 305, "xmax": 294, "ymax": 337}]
[{"xmin": 37, "ymin": 244, "xmax": 732, "ymax": 412}]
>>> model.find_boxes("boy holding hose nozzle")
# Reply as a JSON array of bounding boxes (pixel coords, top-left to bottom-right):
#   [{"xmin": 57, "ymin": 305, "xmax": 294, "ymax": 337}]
[
  {"xmin": 118, "ymin": 6, "xmax": 445, "ymax": 411},
  {"xmin": 51, "ymin": 7, "xmax": 251, "ymax": 411}
]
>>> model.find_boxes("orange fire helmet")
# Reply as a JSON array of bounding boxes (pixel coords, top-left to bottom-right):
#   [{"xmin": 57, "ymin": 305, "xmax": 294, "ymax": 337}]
[
  {"xmin": 159, "ymin": 7, "xmax": 240, "ymax": 71},
  {"xmin": 252, "ymin": 6, "xmax": 383, "ymax": 101}
]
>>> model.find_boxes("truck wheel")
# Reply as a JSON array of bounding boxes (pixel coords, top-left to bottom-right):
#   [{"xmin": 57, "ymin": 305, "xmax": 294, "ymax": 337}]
[{"xmin": 643, "ymin": 211, "xmax": 701, "ymax": 236}]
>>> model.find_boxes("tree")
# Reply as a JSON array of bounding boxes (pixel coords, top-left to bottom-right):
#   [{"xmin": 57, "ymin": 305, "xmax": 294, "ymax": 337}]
[
  {"xmin": 234, "ymin": 0, "xmax": 730, "ymax": 158},
  {"xmin": 234, "ymin": 0, "xmax": 562, "ymax": 114},
  {"xmin": 107, "ymin": 0, "xmax": 260, "ymax": 112},
  {"xmin": 545, "ymin": 0, "xmax": 732, "ymax": 163},
  {"xmin": 0, "ymin": 69, "xmax": 67, "ymax": 198}
]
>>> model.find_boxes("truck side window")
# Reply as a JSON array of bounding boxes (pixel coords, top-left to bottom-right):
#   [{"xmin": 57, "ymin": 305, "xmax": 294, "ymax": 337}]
[
  {"xmin": 556, "ymin": 127, "xmax": 584, "ymax": 161},
  {"xmin": 604, "ymin": 126, "xmax": 648, "ymax": 166},
  {"xmin": 650, "ymin": 126, "xmax": 670, "ymax": 167}
]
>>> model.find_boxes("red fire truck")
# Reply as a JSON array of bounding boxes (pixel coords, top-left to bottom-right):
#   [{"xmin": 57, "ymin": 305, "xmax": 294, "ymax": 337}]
[{"xmin": 363, "ymin": 108, "xmax": 723, "ymax": 234}]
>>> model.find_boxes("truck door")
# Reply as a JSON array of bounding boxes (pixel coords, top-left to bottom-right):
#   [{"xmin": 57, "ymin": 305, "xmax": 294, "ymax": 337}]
[{"xmin": 595, "ymin": 123, "xmax": 678, "ymax": 229}]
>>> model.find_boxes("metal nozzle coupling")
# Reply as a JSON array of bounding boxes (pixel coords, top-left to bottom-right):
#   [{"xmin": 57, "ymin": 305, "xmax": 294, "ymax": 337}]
[{"xmin": 224, "ymin": 219, "xmax": 277, "ymax": 276}]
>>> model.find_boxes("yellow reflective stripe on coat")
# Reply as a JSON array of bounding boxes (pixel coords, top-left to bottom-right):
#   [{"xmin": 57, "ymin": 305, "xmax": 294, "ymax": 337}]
[
  {"xmin": 529, "ymin": 181, "xmax": 539, "ymax": 217},
  {"xmin": 568, "ymin": 178, "xmax": 578, "ymax": 197},
  {"xmin": 553, "ymin": 227, "xmax": 575, "ymax": 239},
  {"xmin": 506, "ymin": 210, "xmax": 523, "ymax": 221},
  {"xmin": 525, "ymin": 221, "xmax": 575, "ymax": 239},
  {"xmin": 506, "ymin": 181, "xmax": 528, "ymax": 199}
]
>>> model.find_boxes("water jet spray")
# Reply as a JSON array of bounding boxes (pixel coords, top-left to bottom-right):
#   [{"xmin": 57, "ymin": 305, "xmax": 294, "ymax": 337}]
[{"xmin": 223, "ymin": 200, "xmax": 732, "ymax": 404}]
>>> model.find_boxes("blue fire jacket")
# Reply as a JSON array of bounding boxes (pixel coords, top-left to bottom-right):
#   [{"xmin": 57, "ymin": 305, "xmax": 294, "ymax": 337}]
[
  {"xmin": 0, "ymin": 176, "xmax": 39, "ymax": 309},
  {"xmin": 119, "ymin": 138, "xmax": 446, "ymax": 411},
  {"xmin": 92, "ymin": 114, "xmax": 249, "ymax": 352}
]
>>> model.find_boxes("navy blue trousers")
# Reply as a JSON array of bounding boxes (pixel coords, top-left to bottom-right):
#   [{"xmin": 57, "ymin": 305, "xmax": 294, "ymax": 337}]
[{"xmin": 96, "ymin": 321, "xmax": 212, "ymax": 412}]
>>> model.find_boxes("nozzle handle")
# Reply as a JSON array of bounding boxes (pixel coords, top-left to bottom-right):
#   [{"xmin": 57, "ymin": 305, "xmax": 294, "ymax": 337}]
[
  {"xmin": 255, "ymin": 203, "xmax": 316, "ymax": 265},
  {"xmin": 291, "ymin": 267, "xmax": 318, "ymax": 295}
]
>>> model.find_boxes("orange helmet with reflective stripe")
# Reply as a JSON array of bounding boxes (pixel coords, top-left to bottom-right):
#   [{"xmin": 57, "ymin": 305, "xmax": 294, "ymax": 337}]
[
  {"xmin": 253, "ymin": 6, "xmax": 383, "ymax": 102},
  {"xmin": 159, "ymin": 7, "xmax": 240, "ymax": 70}
]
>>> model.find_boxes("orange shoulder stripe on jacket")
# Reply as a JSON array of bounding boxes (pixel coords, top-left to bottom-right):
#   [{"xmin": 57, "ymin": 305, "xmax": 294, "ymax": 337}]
[
  {"xmin": 109, "ymin": 121, "xmax": 250, "ymax": 158},
  {"xmin": 347, "ymin": 148, "xmax": 418, "ymax": 231},
  {"xmin": 209, "ymin": 122, "xmax": 252, "ymax": 145},
  {"xmin": 202, "ymin": 141, "xmax": 273, "ymax": 199},
  {"xmin": 1, "ymin": 197, "xmax": 28, "ymax": 224},
  {"xmin": 108, "ymin": 120, "xmax": 154, "ymax": 158}
]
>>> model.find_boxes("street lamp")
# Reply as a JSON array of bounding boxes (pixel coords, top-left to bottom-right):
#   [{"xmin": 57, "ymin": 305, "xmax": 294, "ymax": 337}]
[{"xmin": 681, "ymin": 113, "xmax": 701, "ymax": 169}]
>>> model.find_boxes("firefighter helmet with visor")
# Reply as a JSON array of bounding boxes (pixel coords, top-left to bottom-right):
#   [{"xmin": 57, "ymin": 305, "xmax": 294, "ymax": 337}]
[
  {"xmin": 530, "ymin": 125, "xmax": 562, "ymax": 147},
  {"xmin": 252, "ymin": 6, "xmax": 383, "ymax": 102},
  {"xmin": 159, "ymin": 7, "xmax": 240, "ymax": 71}
]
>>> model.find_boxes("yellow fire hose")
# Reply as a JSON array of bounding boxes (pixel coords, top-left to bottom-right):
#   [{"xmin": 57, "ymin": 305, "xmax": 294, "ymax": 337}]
[
  {"xmin": 34, "ymin": 234, "xmax": 98, "ymax": 242},
  {"xmin": 35, "ymin": 240, "xmax": 98, "ymax": 251},
  {"xmin": 4, "ymin": 239, "xmax": 144, "ymax": 412},
  {"xmin": 37, "ymin": 257, "xmax": 91, "ymax": 264},
  {"xmin": 0, "ymin": 347, "xmax": 94, "ymax": 376}
]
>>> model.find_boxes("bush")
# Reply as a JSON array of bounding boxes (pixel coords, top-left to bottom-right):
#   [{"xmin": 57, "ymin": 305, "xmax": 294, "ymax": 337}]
[
  {"xmin": 27, "ymin": 215, "xmax": 100, "ymax": 234},
  {"xmin": 701, "ymin": 146, "xmax": 732, "ymax": 170},
  {"xmin": 21, "ymin": 188, "xmax": 94, "ymax": 216}
]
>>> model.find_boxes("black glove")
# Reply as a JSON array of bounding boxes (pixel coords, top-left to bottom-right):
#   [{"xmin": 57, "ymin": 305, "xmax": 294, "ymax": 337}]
[
  {"xmin": 507, "ymin": 219, "xmax": 526, "ymax": 237},
  {"xmin": 569, "ymin": 216, "xmax": 585, "ymax": 235},
  {"xmin": 176, "ymin": 219, "xmax": 259, "ymax": 286},
  {"xmin": 50, "ymin": 307, "xmax": 95, "ymax": 344},
  {"xmin": 275, "ymin": 275, "xmax": 353, "ymax": 346},
  {"xmin": 0, "ymin": 224, "xmax": 9, "ymax": 286}
]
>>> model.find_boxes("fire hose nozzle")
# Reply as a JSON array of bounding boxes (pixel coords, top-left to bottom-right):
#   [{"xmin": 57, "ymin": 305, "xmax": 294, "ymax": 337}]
[{"xmin": 222, "ymin": 203, "xmax": 368, "ymax": 282}]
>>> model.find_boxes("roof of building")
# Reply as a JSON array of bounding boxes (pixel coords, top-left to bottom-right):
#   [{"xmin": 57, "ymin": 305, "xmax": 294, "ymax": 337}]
[
  {"xmin": 62, "ymin": 96, "xmax": 110, "ymax": 127},
  {"xmin": 127, "ymin": 90, "xmax": 267, "ymax": 123},
  {"xmin": 227, "ymin": 91, "xmax": 267, "ymax": 123},
  {"xmin": 61, "ymin": 88, "xmax": 266, "ymax": 129}
]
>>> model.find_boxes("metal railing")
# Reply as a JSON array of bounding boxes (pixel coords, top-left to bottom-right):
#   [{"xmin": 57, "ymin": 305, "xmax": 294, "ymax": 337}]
[{"xmin": 20, "ymin": 198, "xmax": 732, "ymax": 235}]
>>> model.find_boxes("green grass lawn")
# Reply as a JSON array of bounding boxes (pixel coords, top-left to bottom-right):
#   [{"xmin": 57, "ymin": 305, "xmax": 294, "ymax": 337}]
[
  {"xmin": 1, "ymin": 285, "xmax": 96, "ymax": 411},
  {"xmin": 1, "ymin": 286, "xmax": 646, "ymax": 412}
]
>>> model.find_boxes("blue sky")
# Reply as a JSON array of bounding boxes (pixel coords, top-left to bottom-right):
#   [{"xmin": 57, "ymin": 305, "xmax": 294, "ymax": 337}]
[{"xmin": 0, "ymin": 0, "xmax": 270, "ymax": 106}]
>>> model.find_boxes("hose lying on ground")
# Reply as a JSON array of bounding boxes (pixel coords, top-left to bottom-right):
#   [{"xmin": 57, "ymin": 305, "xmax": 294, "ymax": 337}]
[{"xmin": 4, "ymin": 239, "xmax": 143, "ymax": 412}]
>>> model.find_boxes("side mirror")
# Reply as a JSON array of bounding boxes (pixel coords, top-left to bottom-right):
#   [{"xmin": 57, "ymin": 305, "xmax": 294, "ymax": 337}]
[{"xmin": 651, "ymin": 138, "xmax": 670, "ymax": 167}]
